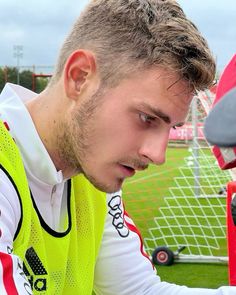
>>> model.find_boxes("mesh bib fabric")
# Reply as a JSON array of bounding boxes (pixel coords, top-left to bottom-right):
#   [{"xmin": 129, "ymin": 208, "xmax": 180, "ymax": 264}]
[{"xmin": 0, "ymin": 121, "xmax": 107, "ymax": 294}]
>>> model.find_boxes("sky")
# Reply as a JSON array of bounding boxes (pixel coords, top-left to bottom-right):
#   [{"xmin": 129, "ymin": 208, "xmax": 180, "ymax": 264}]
[{"xmin": 0, "ymin": 0, "xmax": 235, "ymax": 75}]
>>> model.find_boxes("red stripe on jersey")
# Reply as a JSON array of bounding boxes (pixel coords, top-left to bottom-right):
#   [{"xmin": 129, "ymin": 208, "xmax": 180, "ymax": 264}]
[
  {"xmin": 3, "ymin": 121, "xmax": 10, "ymax": 131},
  {"xmin": 123, "ymin": 209, "xmax": 154, "ymax": 270},
  {"xmin": 0, "ymin": 252, "xmax": 18, "ymax": 295}
]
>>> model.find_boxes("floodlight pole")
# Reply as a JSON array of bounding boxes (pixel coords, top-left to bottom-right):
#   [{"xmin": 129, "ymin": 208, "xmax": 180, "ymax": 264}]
[{"xmin": 13, "ymin": 45, "xmax": 23, "ymax": 85}]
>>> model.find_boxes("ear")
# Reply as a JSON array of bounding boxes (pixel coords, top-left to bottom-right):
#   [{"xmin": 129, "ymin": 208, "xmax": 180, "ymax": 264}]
[{"xmin": 63, "ymin": 50, "xmax": 97, "ymax": 100}]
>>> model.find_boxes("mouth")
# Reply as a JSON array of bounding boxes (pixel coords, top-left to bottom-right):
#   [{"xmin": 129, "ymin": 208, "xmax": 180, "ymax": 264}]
[{"xmin": 119, "ymin": 164, "xmax": 136, "ymax": 177}]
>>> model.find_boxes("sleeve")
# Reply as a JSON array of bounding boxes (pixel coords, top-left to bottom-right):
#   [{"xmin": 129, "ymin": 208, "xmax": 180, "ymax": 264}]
[
  {"xmin": 93, "ymin": 191, "xmax": 236, "ymax": 295},
  {"xmin": 0, "ymin": 168, "xmax": 33, "ymax": 295}
]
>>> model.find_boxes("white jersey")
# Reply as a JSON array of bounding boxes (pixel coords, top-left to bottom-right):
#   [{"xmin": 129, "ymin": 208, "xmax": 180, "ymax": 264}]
[{"xmin": 0, "ymin": 83, "xmax": 235, "ymax": 294}]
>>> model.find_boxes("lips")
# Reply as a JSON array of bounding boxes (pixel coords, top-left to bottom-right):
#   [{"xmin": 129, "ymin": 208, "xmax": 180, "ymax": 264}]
[{"xmin": 120, "ymin": 164, "xmax": 136, "ymax": 177}]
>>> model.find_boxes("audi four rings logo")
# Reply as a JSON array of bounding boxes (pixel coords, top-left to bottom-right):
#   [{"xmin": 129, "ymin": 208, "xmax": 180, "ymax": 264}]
[{"xmin": 108, "ymin": 195, "xmax": 129, "ymax": 238}]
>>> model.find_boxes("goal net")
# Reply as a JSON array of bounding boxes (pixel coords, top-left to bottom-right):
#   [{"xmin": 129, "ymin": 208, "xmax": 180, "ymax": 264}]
[{"xmin": 123, "ymin": 87, "xmax": 232, "ymax": 264}]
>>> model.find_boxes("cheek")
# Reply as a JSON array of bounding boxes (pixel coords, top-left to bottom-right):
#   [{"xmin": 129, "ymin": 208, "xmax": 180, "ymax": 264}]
[{"xmin": 94, "ymin": 116, "xmax": 139, "ymax": 155}]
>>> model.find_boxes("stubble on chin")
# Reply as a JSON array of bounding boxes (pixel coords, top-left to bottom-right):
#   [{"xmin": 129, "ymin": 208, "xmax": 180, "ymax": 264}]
[
  {"xmin": 85, "ymin": 172, "xmax": 123, "ymax": 193},
  {"xmin": 56, "ymin": 123, "xmax": 123, "ymax": 192}
]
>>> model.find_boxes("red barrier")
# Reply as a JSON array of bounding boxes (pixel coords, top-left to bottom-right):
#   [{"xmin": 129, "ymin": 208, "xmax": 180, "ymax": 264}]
[{"xmin": 227, "ymin": 181, "xmax": 236, "ymax": 285}]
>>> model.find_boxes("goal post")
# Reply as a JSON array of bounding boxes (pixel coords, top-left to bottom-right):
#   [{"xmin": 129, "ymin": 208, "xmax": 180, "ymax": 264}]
[
  {"xmin": 32, "ymin": 73, "xmax": 52, "ymax": 92},
  {"xmin": 144, "ymin": 138, "xmax": 230, "ymax": 264}
]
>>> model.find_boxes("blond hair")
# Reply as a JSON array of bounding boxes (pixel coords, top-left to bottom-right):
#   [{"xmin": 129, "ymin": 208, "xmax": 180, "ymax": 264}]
[{"xmin": 51, "ymin": 0, "xmax": 215, "ymax": 91}]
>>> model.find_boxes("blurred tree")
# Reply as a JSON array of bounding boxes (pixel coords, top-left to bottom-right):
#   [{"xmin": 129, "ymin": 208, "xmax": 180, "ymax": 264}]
[
  {"xmin": 0, "ymin": 67, "xmax": 50, "ymax": 93},
  {"xmin": 5, "ymin": 67, "xmax": 18, "ymax": 84},
  {"xmin": 35, "ymin": 76, "xmax": 50, "ymax": 93},
  {"xmin": 20, "ymin": 70, "xmax": 33, "ymax": 90},
  {"xmin": 0, "ymin": 68, "xmax": 6, "ymax": 91}
]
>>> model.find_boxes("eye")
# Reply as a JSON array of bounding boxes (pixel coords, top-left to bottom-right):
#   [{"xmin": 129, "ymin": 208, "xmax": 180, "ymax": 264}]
[
  {"xmin": 172, "ymin": 123, "xmax": 184, "ymax": 130},
  {"xmin": 139, "ymin": 113, "xmax": 156, "ymax": 124}
]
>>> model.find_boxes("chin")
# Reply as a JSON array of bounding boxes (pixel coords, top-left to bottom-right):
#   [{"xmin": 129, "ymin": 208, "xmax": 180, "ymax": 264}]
[
  {"xmin": 87, "ymin": 175, "xmax": 123, "ymax": 193},
  {"xmin": 95, "ymin": 182, "xmax": 122, "ymax": 194},
  {"xmin": 83, "ymin": 168, "xmax": 124, "ymax": 193}
]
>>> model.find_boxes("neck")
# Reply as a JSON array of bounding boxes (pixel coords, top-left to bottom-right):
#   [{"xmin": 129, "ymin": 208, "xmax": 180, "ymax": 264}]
[{"xmin": 25, "ymin": 85, "xmax": 70, "ymax": 178}]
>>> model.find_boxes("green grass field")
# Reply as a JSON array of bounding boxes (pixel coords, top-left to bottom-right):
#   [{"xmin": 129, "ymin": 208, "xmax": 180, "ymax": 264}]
[
  {"xmin": 156, "ymin": 263, "xmax": 228, "ymax": 288},
  {"xmin": 121, "ymin": 145, "xmax": 231, "ymax": 288}
]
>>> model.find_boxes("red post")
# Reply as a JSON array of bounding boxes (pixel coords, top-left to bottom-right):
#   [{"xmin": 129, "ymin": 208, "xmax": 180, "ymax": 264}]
[
  {"xmin": 32, "ymin": 73, "xmax": 36, "ymax": 92},
  {"xmin": 227, "ymin": 181, "xmax": 236, "ymax": 285}
]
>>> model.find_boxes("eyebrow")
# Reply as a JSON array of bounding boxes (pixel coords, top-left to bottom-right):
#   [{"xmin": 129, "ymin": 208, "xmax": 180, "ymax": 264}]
[{"xmin": 138, "ymin": 102, "xmax": 185, "ymax": 126}]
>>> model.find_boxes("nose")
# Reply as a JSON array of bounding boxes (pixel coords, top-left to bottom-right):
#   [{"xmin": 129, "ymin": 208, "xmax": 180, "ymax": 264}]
[{"xmin": 138, "ymin": 132, "xmax": 169, "ymax": 165}]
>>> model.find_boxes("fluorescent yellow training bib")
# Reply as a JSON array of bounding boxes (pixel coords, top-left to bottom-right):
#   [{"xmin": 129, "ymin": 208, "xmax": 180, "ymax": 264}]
[{"xmin": 0, "ymin": 121, "xmax": 107, "ymax": 295}]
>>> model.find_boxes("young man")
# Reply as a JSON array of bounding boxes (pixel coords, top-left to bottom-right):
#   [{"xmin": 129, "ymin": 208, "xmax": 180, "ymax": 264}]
[{"xmin": 0, "ymin": 0, "xmax": 234, "ymax": 294}]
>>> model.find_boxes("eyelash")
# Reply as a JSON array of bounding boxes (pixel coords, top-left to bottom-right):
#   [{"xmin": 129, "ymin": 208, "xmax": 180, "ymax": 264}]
[
  {"xmin": 139, "ymin": 113, "xmax": 156, "ymax": 124},
  {"xmin": 139, "ymin": 113, "xmax": 178, "ymax": 130}
]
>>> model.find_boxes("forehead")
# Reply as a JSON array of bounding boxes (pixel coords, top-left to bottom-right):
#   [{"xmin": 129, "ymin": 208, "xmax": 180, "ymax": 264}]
[
  {"xmin": 125, "ymin": 66, "xmax": 193, "ymax": 105},
  {"xmin": 101, "ymin": 66, "xmax": 193, "ymax": 107},
  {"xmin": 129, "ymin": 67, "xmax": 193, "ymax": 122},
  {"xmin": 150, "ymin": 67, "xmax": 192, "ymax": 96}
]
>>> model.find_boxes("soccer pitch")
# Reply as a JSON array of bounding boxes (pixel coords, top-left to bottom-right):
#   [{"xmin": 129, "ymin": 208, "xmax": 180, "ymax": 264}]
[{"xmin": 123, "ymin": 147, "xmax": 202, "ymax": 239}]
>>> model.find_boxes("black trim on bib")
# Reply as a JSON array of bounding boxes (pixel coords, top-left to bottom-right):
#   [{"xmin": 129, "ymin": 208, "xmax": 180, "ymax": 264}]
[
  {"xmin": 0, "ymin": 165, "xmax": 23, "ymax": 241},
  {"xmin": 30, "ymin": 179, "xmax": 72, "ymax": 238}
]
